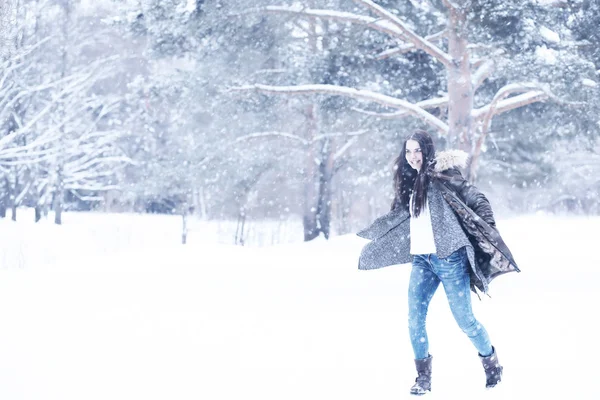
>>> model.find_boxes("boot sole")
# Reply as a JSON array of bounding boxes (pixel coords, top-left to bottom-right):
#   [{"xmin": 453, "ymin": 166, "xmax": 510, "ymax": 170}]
[
  {"xmin": 410, "ymin": 389, "xmax": 431, "ymax": 396},
  {"xmin": 485, "ymin": 379, "xmax": 502, "ymax": 389}
]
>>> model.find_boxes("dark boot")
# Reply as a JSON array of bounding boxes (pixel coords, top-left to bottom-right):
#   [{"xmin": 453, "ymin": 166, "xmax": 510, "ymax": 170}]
[
  {"xmin": 410, "ymin": 355, "xmax": 432, "ymax": 395},
  {"xmin": 479, "ymin": 346, "xmax": 503, "ymax": 388}
]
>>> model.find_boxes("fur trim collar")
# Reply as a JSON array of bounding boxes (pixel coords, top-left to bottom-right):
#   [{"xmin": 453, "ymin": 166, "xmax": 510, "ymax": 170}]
[{"xmin": 433, "ymin": 149, "xmax": 469, "ymax": 172}]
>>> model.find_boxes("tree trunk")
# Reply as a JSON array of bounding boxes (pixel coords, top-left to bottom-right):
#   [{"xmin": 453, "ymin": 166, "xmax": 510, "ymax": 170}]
[
  {"xmin": 54, "ymin": 194, "xmax": 62, "ymax": 224},
  {"xmin": 53, "ymin": 1, "xmax": 70, "ymax": 225},
  {"xmin": 194, "ymin": 186, "xmax": 208, "ymax": 219},
  {"xmin": 10, "ymin": 171, "xmax": 18, "ymax": 221},
  {"xmin": 303, "ymin": 103, "xmax": 320, "ymax": 241},
  {"xmin": 335, "ymin": 178, "xmax": 351, "ymax": 236},
  {"xmin": 467, "ymin": 125, "xmax": 487, "ymax": 182},
  {"xmin": 446, "ymin": 5, "xmax": 473, "ymax": 152},
  {"xmin": 316, "ymin": 139, "xmax": 335, "ymax": 239},
  {"xmin": 235, "ymin": 210, "xmax": 246, "ymax": 246},
  {"xmin": 33, "ymin": 185, "xmax": 43, "ymax": 222},
  {"xmin": 42, "ymin": 197, "xmax": 49, "ymax": 217},
  {"xmin": 0, "ymin": 178, "xmax": 6, "ymax": 218},
  {"xmin": 181, "ymin": 207, "xmax": 188, "ymax": 245},
  {"xmin": 54, "ymin": 184, "xmax": 63, "ymax": 225}
]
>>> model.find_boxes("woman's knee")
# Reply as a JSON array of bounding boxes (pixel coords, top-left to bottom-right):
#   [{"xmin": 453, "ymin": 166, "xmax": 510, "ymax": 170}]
[{"xmin": 457, "ymin": 317, "xmax": 483, "ymax": 337}]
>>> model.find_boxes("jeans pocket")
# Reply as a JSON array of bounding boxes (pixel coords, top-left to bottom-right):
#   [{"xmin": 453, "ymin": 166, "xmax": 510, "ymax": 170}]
[{"xmin": 442, "ymin": 247, "xmax": 466, "ymax": 265}]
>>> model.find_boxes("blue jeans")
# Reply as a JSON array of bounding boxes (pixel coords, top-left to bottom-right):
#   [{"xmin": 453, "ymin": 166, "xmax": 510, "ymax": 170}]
[{"xmin": 408, "ymin": 247, "xmax": 493, "ymax": 360}]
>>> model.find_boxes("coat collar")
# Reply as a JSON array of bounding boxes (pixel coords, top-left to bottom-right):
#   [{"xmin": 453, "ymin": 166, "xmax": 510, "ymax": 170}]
[{"xmin": 433, "ymin": 149, "xmax": 469, "ymax": 172}]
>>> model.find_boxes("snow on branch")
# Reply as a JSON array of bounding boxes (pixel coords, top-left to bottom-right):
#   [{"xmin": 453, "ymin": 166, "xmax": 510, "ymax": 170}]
[
  {"xmin": 0, "ymin": 153, "xmax": 58, "ymax": 166},
  {"xmin": 65, "ymin": 184, "xmax": 121, "ymax": 192},
  {"xmin": 0, "ymin": 37, "xmax": 49, "ymax": 70},
  {"xmin": 0, "ymin": 101, "xmax": 119, "ymax": 166},
  {"xmin": 376, "ymin": 30, "xmax": 447, "ymax": 60},
  {"xmin": 61, "ymin": 150, "xmax": 129, "ymax": 194},
  {"xmin": 68, "ymin": 190, "xmax": 110, "ymax": 202},
  {"xmin": 474, "ymin": 91, "xmax": 546, "ymax": 130},
  {"xmin": 354, "ymin": 0, "xmax": 452, "ymax": 66},
  {"xmin": 333, "ymin": 135, "xmax": 364, "ymax": 161},
  {"xmin": 14, "ymin": 180, "xmax": 32, "ymax": 206},
  {"xmin": 313, "ymin": 130, "xmax": 368, "ymax": 141},
  {"xmin": 246, "ymin": 4, "xmax": 450, "ymax": 66},
  {"xmin": 471, "ymin": 59, "xmax": 496, "ymax": 91},
  {"xmin": 250, "ymin": 5, "xmax": 407, "ymax": 40},
  {"xmin": 0, "ymin": 145, "xmax": 60, "ymax": 163},
  {"xmin": 234, "ymin": 129, "xmax": 369, "ymax": 148},
  {"xmin": 472, "ymin": 82, "xmax": 580, "ymax": 125},
  {"xmin": 0, "ymin": 56, "xmax": 117, "ymax": 150},
  {"xmin": 0, "ymin": 67, "xmax": 85, "ymax": 118},
  {"xmin": 0, "ymin": 0, "xmax": 16, "ymax": 58},
  {"xmin": 352, "ymin": 95, "xmax": 448, "ymax": 119},
  {"xmin": 442, "ymin": 0, "xmax": 460, "ymax": 11},
  {"xmin": 234, "ymin": 83, "xmax": 449, "ymax": 134},
  {"xmin": 235, "ymin": 132, "xmax": 309, "ymax": 145}
]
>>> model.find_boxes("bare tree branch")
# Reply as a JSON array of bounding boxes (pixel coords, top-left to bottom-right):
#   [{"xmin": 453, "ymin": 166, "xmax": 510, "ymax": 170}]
[
  {"xmin": 469, "ymin": 81, "xmax": 583, "ymax": 181},
  {"xmin": 473, "ymin": 90, "xmax": 547, "ymax": 122},
  {"xmin": 353, "ymin": 0, "xmax": 452, "ymax": 66},
  {"xmin": 233, "ymin": 83, "xmax": 449, "ymax": 134},
  {"xmin": 376, "ymin": 30, "xmax": 446, "ymax": 60},
  {"xmin": 472, "ymin": 82, "xmax": 578, "ymax": 123},
  {"xmin": 313, "ymin": 130, "xmax": 368, "ymax": 141},
  {"xmin": 246, "ymin": 5, "xmax": 408, "ymax": 41},
  {"xmin": 470, "ymin": 87, "xmax": 552, "ymax": 181},
  {"xmin": 351, "ymin": 95, "xmax": 448, "ymax": 118},
  {"xmin": 0, "ymin": 56, "xmax": 117, "ymax": 149},
  {"xmin": 14, "ymin": 180, "xmax": 32, "ymax": 206},
  {"xmin": 65, "ymin": 184, "xmax": 121, "ymax": 192},
  {"xmin": 467, "ymin": 42, "xmax": 502, "ymax": 53},
  {"xmin": 441, "ymin": 0, "xmax": 459, "ymax": 11},
  {"xmin": 0, "ymin": 0, "xmax": 16, "ymax": 58},
  {"xmin": 0, "ymin": 143, "xmax": 61, "ymax": 162},
  {"xmin": 68, "ymin": 190, "xmax": 109, "ymax": 202},
  {"xmin": 471, "ymin": 59, "xmax": 495, "ymax": 91},
  {"xmin": 234, "ymin": 129, "xmax": 369, "ymax": 147},
  {"xmin": 235, "ymin": 131, "xmax": 309, "ymax": 145},
  {"xmin": 243, "ymin": 4, "xmax": 451, "ymax": 66},
  {"xmin": 333, "ymin": 137, "xmax": 358, "ymax": 161}
]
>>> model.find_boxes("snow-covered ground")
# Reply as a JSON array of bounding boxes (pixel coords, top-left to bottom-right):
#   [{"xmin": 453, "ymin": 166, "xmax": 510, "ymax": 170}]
[{"xmin": 1, "ymin": 210, "xmax": 599, "ymax": 399}]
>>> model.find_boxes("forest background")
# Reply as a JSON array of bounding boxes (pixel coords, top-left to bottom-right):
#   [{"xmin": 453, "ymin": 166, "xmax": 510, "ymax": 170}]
[{"xmin": 1, "ymin": 0, "xmax": 599, "ymax": 243}]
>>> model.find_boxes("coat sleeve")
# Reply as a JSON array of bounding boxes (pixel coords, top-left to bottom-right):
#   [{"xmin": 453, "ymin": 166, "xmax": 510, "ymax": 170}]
[{"xmin": 443, "ymin": 168, "xmax": 497, "ymax": 228}]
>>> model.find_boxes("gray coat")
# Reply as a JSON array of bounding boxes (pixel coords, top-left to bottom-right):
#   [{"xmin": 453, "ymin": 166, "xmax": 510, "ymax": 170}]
[{"xmin": 356, "ymin": 150, "xmax": 519, "ymax": 295}]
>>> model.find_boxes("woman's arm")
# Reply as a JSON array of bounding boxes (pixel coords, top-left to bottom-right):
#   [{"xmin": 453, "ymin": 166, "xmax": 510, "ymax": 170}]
[{"xmin": 442, "ymin": 168, "xmax": 497, "ymax": 228}]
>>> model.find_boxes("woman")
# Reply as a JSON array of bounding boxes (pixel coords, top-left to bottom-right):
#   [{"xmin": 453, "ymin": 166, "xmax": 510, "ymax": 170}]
[{"xmin": 357, "ymin": 130, "xmax": 519, "ymax": 395}]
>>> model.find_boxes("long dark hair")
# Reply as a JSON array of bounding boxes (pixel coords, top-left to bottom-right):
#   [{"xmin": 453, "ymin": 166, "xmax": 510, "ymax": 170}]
[{"xmin": 391, "ymin": 130, "xmax": 436, "ymax": 217}]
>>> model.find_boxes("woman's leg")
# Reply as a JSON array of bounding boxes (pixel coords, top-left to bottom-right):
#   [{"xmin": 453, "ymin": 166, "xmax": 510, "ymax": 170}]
[
  {"xmin": 433, "ymin": 248, "xmax": 493, "ymax": 357},
  {"xmin": 408, "ymin": 255, "xmax": 441, "ymax": 360}
]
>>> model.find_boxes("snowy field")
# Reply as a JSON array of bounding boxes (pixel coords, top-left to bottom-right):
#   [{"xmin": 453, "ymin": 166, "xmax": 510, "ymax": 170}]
[{"xmin": 1, "ymin": 210, "xmax": 599, "ymax": 399}]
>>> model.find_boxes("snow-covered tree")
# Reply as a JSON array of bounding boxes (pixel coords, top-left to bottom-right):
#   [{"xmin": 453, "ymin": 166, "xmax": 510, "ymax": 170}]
[
  {"xmin": 119, "ymin": 1, "xmax": 293, "ymax": 225},
  {"xmin": 241, "ymin": 1, "xmax": 594, "ymax": 179},
  {"xmin": 231, "ymin": 0, "xmax": 599, "ymax": 235},
  {"xmin": 0, "ymin": 0, "xmax": 16, "ymax": 56},
  {"xmin": 1, "ymin": 0, "xmax": 132, "ymax": 223}
]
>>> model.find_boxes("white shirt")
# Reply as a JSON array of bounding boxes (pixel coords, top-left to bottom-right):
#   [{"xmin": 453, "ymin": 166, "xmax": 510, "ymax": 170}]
[{"xmin": 409, "ymin": 193, "xmax": 437, "ymax": 255}]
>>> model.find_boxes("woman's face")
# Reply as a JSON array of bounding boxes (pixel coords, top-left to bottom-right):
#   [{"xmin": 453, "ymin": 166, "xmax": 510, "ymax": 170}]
[{"xmin": 405, "ymin": 139, "xmax": 423, "ymax": 171}]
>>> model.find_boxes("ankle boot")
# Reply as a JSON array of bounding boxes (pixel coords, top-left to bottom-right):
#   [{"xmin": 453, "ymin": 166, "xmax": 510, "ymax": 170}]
[
  {"xmin": 479, "ymin": 346, "xmax": 503, "ymax": 388},
  {"xmin": 410, "ymin": 355, "xmax": 432, "ymax": 395}
]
